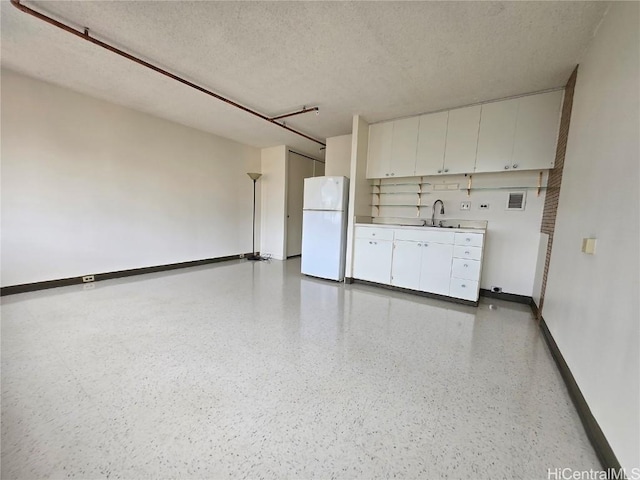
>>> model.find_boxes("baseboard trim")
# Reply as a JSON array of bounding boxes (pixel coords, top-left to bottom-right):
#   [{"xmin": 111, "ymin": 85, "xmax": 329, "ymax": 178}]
[
  {"xmin": 351, "ymin": 278, "xmax": 478, "ymax": 306},
  {"xmin": 0, "ymin": 253, "xmax": 253, "ymax": 296},
  {"xmin": 479, "ymin": 288, "xmax": 533, "ymax": 305},
  {"xmin": 538, "ymin": 314, "xmax": 621, "ymax": 472}
]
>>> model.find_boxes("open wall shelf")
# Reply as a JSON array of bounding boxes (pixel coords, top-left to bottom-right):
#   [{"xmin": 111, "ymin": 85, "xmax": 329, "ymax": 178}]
[{"xmin": 370, "ymin": 171, "xmax": 548, "ymax": 217}]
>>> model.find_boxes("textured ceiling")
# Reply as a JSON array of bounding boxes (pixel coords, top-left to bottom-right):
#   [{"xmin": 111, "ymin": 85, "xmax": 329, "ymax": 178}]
[{"xmin": 1, "ymin": 1, "xmax": 608, "ymax": 158}]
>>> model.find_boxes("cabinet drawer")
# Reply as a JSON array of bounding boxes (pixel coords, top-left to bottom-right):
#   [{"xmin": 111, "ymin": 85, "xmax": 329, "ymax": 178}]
[
  {"xmin": 453, "ymin": 245, "xmax": 482, "ymax": 261},
  {"xmin": 355, "ymin": 226, "xmax": 394, "ymax": 241},
  {"xmin": 451, "ymin": 258, "xmax": 481, "ymax": 280},
  {"xmin": 449, "ymin": 278, "xmax": 479, "ymax": 301},
  {"xmin": 394, "ymin": 228, "xmax": 455, "ymax": 244},
  {"xmin": 454, "ymin": 232, "xmax": 484, "ymax": 247}
]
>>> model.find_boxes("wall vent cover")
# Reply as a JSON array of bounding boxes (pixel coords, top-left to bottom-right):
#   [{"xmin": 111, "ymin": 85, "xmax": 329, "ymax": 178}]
[{"xmin": 506, "ymin": 191, "xmax": 526, "ymax": 211}]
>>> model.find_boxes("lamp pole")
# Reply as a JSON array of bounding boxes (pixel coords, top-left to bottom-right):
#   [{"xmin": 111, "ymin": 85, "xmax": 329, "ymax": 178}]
[{"xmin": 246, "ymin": 173, "xmax": 262, "ymax": 260}]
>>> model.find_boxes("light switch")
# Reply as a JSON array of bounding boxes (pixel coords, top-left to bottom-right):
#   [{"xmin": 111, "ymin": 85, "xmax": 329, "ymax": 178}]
[{"xmin": 581, "ymin": 238, "xmax": 597, "ymax": 255}]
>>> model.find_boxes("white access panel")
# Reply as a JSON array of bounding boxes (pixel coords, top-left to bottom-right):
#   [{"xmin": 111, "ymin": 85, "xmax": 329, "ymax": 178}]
[
  {"xmin": 303, "ymin": 176, "xmax": 348, "ymax": 211},
  {"xmin": 301, "ymin": 210, "xmax": 347, "ymax": 281}
]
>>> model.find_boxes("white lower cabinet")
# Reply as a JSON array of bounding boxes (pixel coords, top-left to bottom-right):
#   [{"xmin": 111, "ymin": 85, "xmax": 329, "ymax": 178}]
[
  {"xmin": 391, "ymin": 241, "xmax": 422, "ymax": 290},
  {"xmin": 448, "ymin": 234, "xmax": 485, "ymax": 301},
  {"xmin": 353, "ymin": 225, "xmax": 485, "ymax": 303},
  {"xmin": 419, "ymin": 242, "xmax": 454, "ymax": 296},
  {"xmin": 353, "ymin": 237, "xmax": 393, "ymax": 284}
]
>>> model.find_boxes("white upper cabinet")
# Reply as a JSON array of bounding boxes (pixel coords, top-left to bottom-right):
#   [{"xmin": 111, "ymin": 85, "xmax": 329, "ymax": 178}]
[
  {"xmin": 390, "ymin": 116, "xmax": 420, "ymax": 177},
  {"xmin": 443, "ymin": 105, "xmax": 481, "ymax": 174},
  {"xmin": 366, "ymin": 90, "xmax": 563, "ymax": 179},
  {"xmin": 415, "ymin": 111, "xmax": 448, "ymax": 176},
  {"xmin": 475, "ymin": 98, "xmax": 519, "ymax": 173},
  {"xmin": 511, "ymin": 90, "xmax": 563, "ymax": 170},
  {"xmin": 366, "ymin": 121, "xmax": 393, "ymax": 179}
]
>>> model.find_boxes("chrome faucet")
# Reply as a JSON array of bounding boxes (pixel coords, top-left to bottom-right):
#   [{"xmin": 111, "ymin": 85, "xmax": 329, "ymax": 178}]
[{"xmin": 431, "ymin": 199, "xmax": 445, "ymax": 227}]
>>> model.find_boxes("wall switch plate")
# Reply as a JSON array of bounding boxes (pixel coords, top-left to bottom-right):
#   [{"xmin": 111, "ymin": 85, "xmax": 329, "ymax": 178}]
[
  {"xmin": 479, "ymin": 203, "xmax": 490, "ymax": 210},
  {"xmin": 581, "ymin": 238, "xmax": 597, "ymax": 254},
  {"xmin": 460, "ymin": 201, "xmax": 471, "ymax": 211}
]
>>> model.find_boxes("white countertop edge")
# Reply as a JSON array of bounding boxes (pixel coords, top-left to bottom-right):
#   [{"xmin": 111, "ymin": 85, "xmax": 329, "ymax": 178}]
[{"xmin": 354, "ymin": 223, "xmax": 486, "ymax": 234}]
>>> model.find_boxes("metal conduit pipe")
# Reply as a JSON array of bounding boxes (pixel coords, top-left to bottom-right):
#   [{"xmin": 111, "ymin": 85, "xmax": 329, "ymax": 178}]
[{"xmin": 10, "ymin": 0, "xmax": 326, "ymax": 147}]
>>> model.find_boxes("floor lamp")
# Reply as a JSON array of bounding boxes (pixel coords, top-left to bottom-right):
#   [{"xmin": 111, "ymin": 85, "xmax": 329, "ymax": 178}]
[{"xmin": 246, "ymin": 172, "xmax": 262, "ymax": 261}]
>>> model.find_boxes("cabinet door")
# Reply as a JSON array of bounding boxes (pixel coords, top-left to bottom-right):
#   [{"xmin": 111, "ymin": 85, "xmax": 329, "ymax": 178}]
[
  {"xmin": 391, "ymin": 241, "xmax": 422, "ymax": 290},
  {"xmin": 419, "ymin": 242, "xmax": 454, "ymax": 296},
  {"xmin": 443, "ymin": 105, "xmax": 481, "ymax": 174},
  {"xmin": 390, "ymin": 117, "xmax": 419, "ymax": 177},
  {"xmin": 353, "ymin": 238, "xmax": 393, "ymax": 284},
  {"xmin": 415, "ymin": 111, "xmax": 448, "ymax": 176},
  {"xmin": 366, "ymin": 122, "xmax": 393, "ymax": 179},
  {"xmin": 475, "ymin": 98, "xmax": 519, "ymax": 173},
  {"xmin": 512, "ymin": 90, "xmax": 563, "ymax": 171}
]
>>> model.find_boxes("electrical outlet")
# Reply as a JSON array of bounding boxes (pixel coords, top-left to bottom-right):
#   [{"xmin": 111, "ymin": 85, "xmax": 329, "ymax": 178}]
[
  {"xmin": 479, "ymin": 203, "xmax": 490, "ymax": 210},
  {"xmin": 82, "ymin": 275, "xmax": 94, "ymax": 283},
  {"xmin": 460, "ymin": 201, "xmax": 471, "ymax": 211}
]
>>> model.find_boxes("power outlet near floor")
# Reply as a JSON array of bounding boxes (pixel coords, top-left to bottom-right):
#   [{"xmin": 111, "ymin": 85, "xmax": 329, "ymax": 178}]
[
  {"xmin": 479, "ymin": 203, "xmax": 490, "ymax": 210},
  {"xmin": 460, "ymin": 201, "xmax": 471, "ymax": 211},
  {"xmin": 82, "ymin": 275, "xmax": 94, "ymax": 283}
]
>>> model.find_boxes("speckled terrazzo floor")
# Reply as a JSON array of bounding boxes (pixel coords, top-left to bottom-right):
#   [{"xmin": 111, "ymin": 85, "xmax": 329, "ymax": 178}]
[{"xmin": 1, "ymin": 258, "xmax": 599, "ymax": 479}]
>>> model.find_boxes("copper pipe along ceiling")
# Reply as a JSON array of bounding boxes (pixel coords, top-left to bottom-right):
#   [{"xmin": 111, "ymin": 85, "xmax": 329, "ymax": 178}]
[
  {"xmin": 269, "ymin": 106, "xmax": 319, "ymax": 121},
  {"xmin": 10, "ymin": 0, "xmax": 326, "ymax": 147}
]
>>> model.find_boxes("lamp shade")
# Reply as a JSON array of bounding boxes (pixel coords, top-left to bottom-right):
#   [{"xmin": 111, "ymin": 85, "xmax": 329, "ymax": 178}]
[{"xmin": 247, "ymin": 172, "xmax": 262, "ymax": 181}]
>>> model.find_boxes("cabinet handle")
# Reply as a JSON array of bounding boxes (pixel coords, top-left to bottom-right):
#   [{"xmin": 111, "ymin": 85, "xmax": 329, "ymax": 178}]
[
  {"xmin": 444, "ymin": 169, "xmax": 449, "ymax": 173},
  {"xmin": 417, "ymin": 244, "xmax": 422, "ymax": 247},
  {"xmin": 390, "ymin": 173, "xmax": 395, "ymax": 176},
  {"xmin": 424, "ymin": 243, "xmax": 429, "ymax": 247},
  {"xmin": 385, "ymin": 173, "xmax": 389, "ymax": 177},
  {"xmin": 437, "ymin": 169, "xmax": 442, "ymax": 173},
  {"xmin": 465, "ymin": 238, "xmax": 471, "ymax": 242},
  {"xmin": 504, "ymin": 165, "xmax": 510, "ymax": 170},
  {"xmin": 369, "ymin": 241, "xmax": 372, "ymax": 244},
  {"xmin": 464, "ymin": 264, "xmax": 468, "ymax": 268},
  {"xmin": 465, "ymin": 251, "xmax": 470, "ymax": 255},
  {"xmin": 512, "ymin": 164, "xmax": 518, "ymax": 169},
  {"xmin": 372, "ymin": 233, "xmax": 376, "ymax": 236},
  {"xmin": 461, "ymin": 284, "xmax": 466, "ymax": 288}
]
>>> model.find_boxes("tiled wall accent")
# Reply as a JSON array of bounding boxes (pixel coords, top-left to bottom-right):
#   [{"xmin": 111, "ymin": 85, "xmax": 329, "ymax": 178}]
[{"xmin": 538, "ymin": 66, "xmax": 579, "ymax": 313}]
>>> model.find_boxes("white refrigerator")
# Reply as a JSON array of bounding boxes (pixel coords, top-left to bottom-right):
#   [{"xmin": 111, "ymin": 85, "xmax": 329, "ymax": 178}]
[{"xmin": 301, "ymin": 176, "xmax": 349, "ymax": 281}]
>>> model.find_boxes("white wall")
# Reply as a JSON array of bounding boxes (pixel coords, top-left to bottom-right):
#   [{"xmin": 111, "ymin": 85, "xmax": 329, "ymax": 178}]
[
  {"xmin": 325, "ymin": 134, "xmax": 352, "ymax": 178},
  {"xmin": 259, "ymin": 145, "xmax": 288, "ymax": 260},
  {"xmin": 371, "ymin": 171, "xmax": 548, "ymax": 296},
  {"xmin": 345, "ymin": 115, "xmax": 370, "ymax": 278},
  {"xmin": 0, "ymin": 69, "xmax": 261, "ymax": 287},
  {"xmin": 542, "ymin": 3, "xmax": 639, "ymax": 470}
]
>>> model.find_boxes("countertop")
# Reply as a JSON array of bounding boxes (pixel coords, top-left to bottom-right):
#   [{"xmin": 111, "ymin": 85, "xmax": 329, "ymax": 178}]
[{"xmin": 355, "ymin": 222, "xmax": 486, "ymax": 234}]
